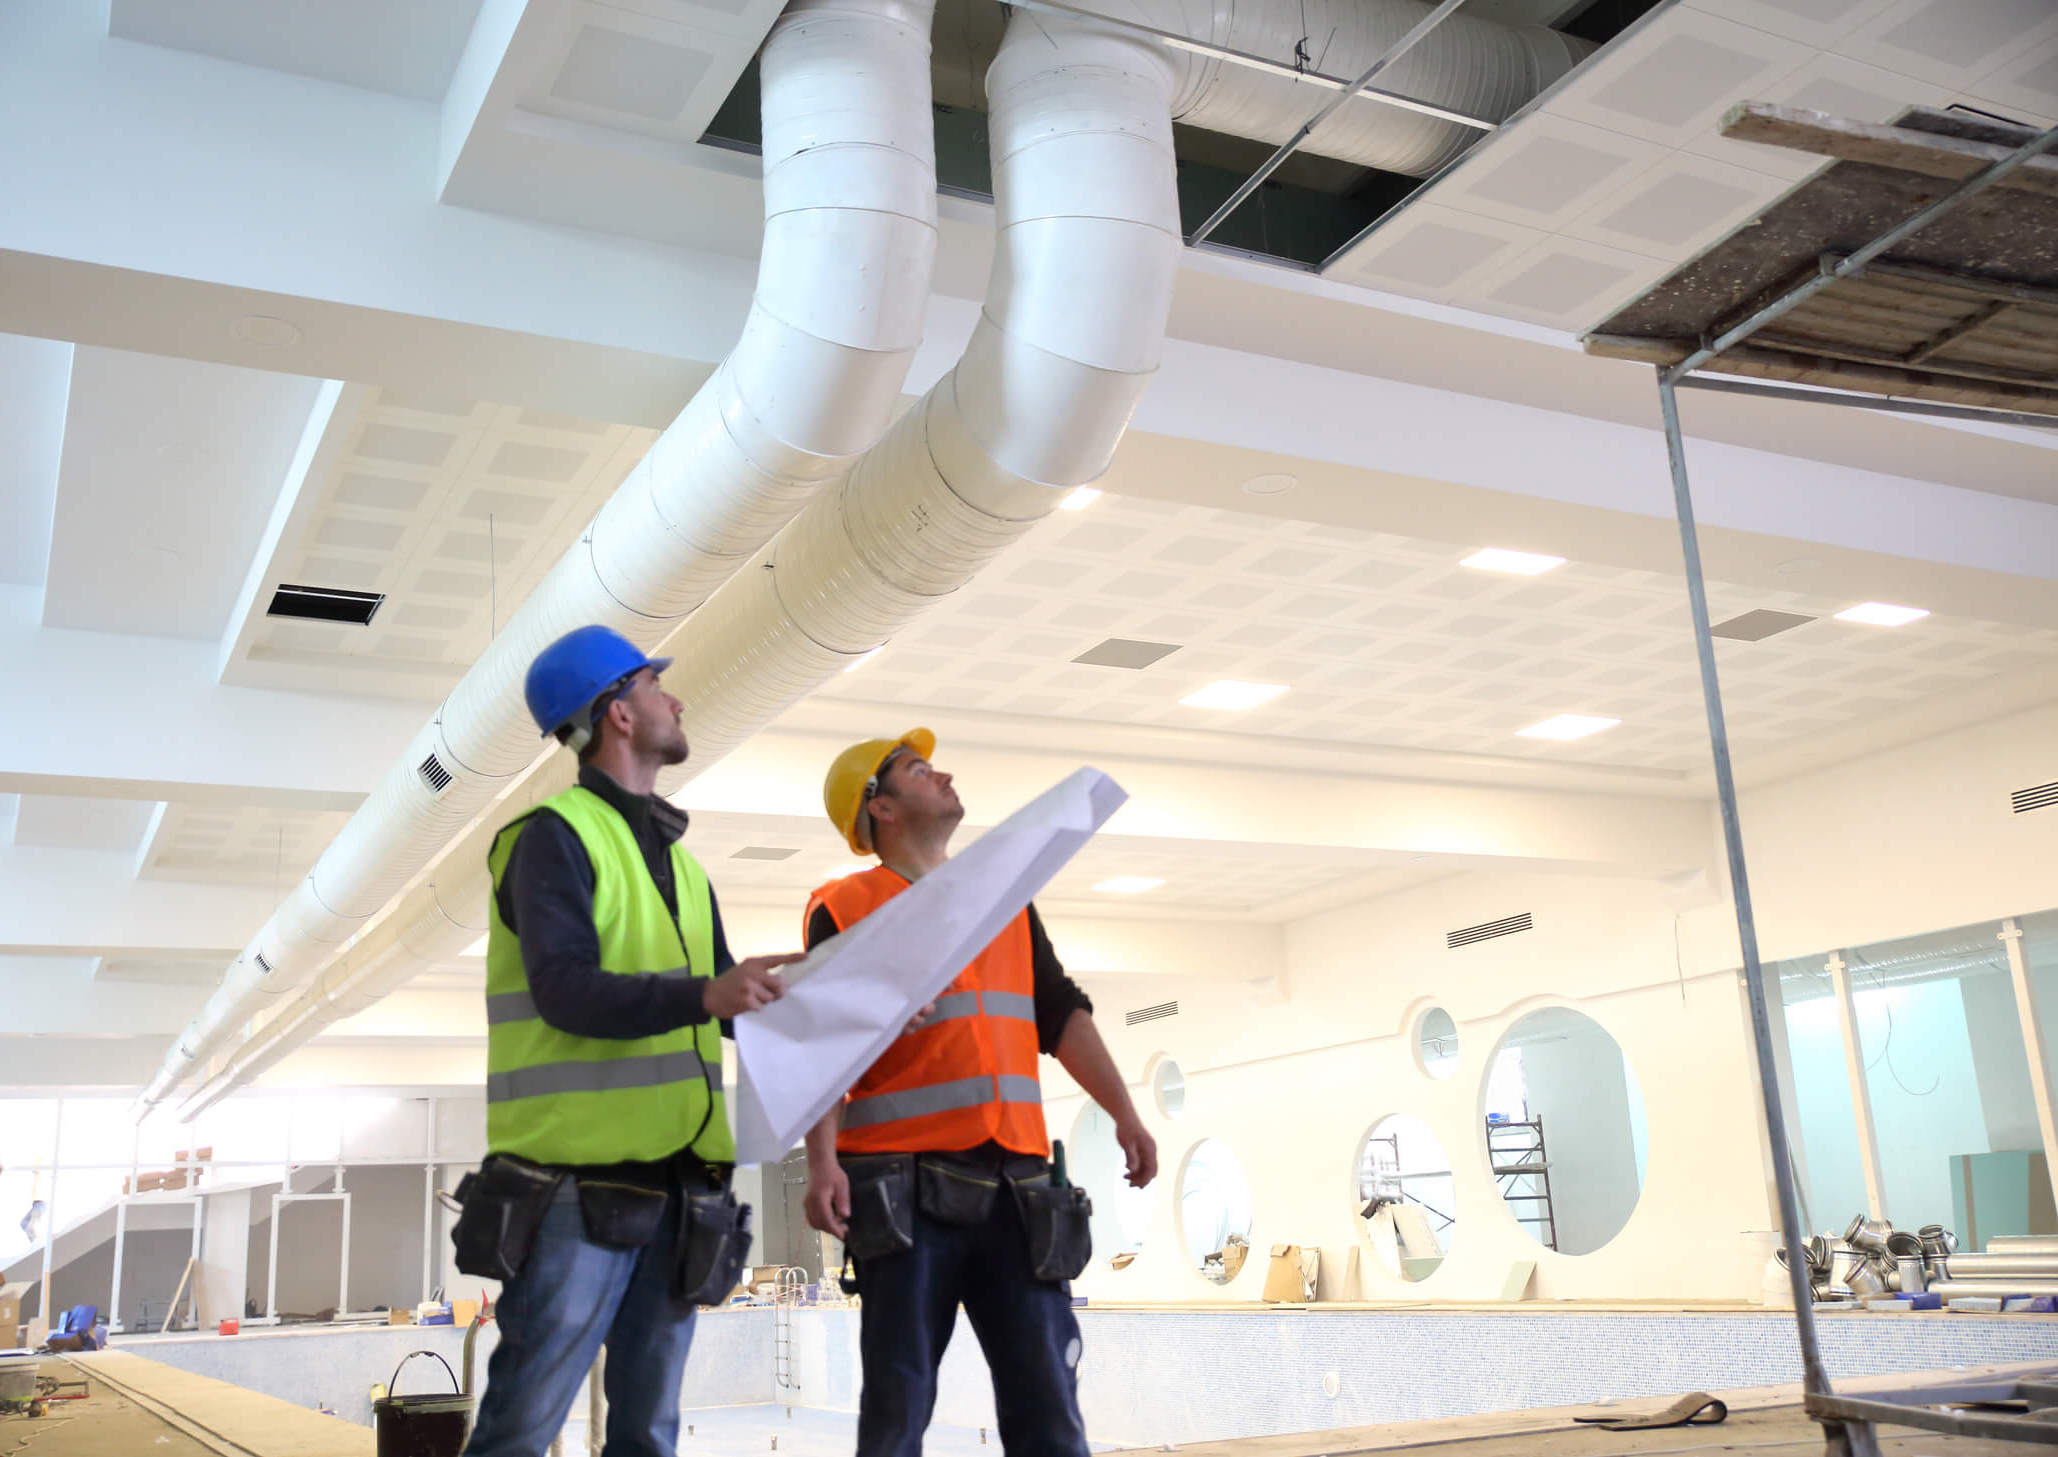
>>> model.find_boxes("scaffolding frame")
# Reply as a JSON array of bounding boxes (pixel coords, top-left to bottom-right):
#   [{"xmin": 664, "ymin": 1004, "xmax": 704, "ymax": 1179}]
[{"xmin": 1644, "ymin": 113, "xmax": 2058, "ymax": 1457}]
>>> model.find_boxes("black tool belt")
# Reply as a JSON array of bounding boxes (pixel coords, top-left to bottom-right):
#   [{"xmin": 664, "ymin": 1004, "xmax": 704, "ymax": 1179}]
[
  {"xmin": 450, "ymin": 1151, "xmax": 750, "ymax": 1305},
  {"xmin": 840, "ymin": 1149, "xmax": 1092, "ymax": 1284}
]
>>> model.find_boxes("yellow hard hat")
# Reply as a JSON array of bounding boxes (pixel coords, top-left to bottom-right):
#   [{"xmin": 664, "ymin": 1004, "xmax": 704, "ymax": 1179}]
[{"xmin": 823, "ymin": 728, "xmax": 936, "ymax": 855}]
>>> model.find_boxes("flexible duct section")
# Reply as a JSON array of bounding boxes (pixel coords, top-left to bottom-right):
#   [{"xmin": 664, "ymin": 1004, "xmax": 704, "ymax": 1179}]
[
  {"xmin": 654, "ymin": 7, "xmax": 1181, "ymax": 780},
  {"xmin": 142, "ymin": 0, "xmax": 941, "ymax": 1110}
]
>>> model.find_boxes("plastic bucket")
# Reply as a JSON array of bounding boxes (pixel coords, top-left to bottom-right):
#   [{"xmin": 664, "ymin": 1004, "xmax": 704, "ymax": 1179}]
[{"xmin": 373, "ymin": 1350, "xmax": 473, "ymax": 1457}]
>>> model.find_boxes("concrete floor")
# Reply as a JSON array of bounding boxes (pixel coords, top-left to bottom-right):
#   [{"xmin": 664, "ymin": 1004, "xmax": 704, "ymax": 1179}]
[{"xmin": 554, "ymin": 1403, "xmax": 1120, "ymax": 1456}]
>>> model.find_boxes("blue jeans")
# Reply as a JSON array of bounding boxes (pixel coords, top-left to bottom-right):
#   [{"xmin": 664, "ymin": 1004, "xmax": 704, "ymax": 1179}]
[
  {"xmin": 463, "ymin": 1183, "xmax": 696, "ymax": 1457},
  {"xmin": 854, "ymin": 1181, "xmax": 1089, "ymax": 1457}
]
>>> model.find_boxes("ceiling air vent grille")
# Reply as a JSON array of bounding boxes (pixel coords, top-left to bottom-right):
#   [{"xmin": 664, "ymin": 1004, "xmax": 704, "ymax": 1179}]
[
  {"xmin": 2013, "ymin": 781, "xmax": 2058, "ymax": 814},
  {"xmin": 1126, "ymin": 1000, "xmax": 1178, "ymax": 1027},
  {"xmin": 253, "ymin": 952, "xmax": 273, "ymax": 975},
  {"xmin": 267, "ymin": 583, "xmax": 384, "ymax": 626},
  {"xmin": 418, "ymin": 753, "xmax": 453, "ymax": 795},
  {"xmin": 1448, "ymin": 913, "xmax": 1533, "ymax": 950}
]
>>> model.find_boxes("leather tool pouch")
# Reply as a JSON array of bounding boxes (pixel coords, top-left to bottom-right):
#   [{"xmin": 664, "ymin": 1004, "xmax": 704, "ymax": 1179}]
[
  {"xmin": 916, "ymin": 1157, "xmax": 1000, "ymax": 1227},
  {"xmin": 1013, "ymin": 1173, "xmax": 1093, "ymax": 1284},
  {"xmin": 577, "ymin": 1180, "xmax": 668, "ymax": 1251},
  {"xmin": 841, "ymin": 1155, "xmax": 917, "ymax": 1262},
  {"xmin": 451, "ymin": 1155, "xmax": 564, "ymax": 1281},
  {"xmin": 672, "ymin": 1190, "xmax": 753, "ymax": 1306}
]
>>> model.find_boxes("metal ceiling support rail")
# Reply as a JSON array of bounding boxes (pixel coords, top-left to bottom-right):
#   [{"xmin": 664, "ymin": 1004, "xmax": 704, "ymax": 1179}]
[
  {"xmin": 1676, "ymin": 375, "xmax": 2058, "ymax": 433},
  {"xmin": 1001, "ymin": 0, "xmax": 1499, "ymax": 133},
  {"xmin": 1186, "ymin": 0, "xmax": 1478, "ymax": 246},
  {"xmin": 1655, "ymin": 116, "xmax": 2058, "ymax": 1457}
]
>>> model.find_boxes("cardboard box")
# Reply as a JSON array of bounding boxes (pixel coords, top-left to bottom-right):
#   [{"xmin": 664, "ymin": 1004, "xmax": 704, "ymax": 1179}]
[
  {"xmin": 388, "ymin": 1309, "xmax": 412, "ymax": 1326},
  {"xmin": 452, "ymin": 1300, "xmax": 479, "ymax": 1327},
  {"xmin": 1261, "ymin": 1244, "xmax": 1319, "ymax": 1303},
  {"xmin": 0, "ymin": 1282, "xmax": 27, "ymax": 1350}
]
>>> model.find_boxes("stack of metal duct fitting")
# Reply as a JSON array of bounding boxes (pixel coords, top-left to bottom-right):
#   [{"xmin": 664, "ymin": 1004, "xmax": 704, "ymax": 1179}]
[
  {"xmin": 1775, "ymin": 1217, "xmax": 1959, "ymax": 1303},
  {"xmin": 1928, "ymin": 1234, "xmax": 2058, "ymax": 1299}
]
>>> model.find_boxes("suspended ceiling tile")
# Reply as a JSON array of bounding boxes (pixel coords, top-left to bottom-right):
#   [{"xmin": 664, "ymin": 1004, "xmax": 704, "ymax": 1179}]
[
  {"xmin": 1321, "ymin": 203, "xmax": 1546, "ymax": 301},
  {"xmin": 1547, "ymin": 7, "xmax": 1813, "ymax": 151},
  {"xmin": 14, "ymin": 795, "xmax": 160, "ymax": 854},
  {"xmin": 1841, "ymin": 0, "xmax": 2058, "ymax": 92},
  {"xmin": 1460, "ymin": 236, "xmax": 1669, "ymax": 332},
  {"xmin": 1560, "ymin": 152, "xmax": 1791, "ymax": 261},
  {"xmin": 1961, "ymin": 34, "xmax": 2058, "ymax": 121},
  {"xmin": 1429, "ymin": 114, "xmax": 1672, "ymax": 232},
  {"xmin": 1681, "ymin": 0, "xmax": 1899, "ymax": 49}
]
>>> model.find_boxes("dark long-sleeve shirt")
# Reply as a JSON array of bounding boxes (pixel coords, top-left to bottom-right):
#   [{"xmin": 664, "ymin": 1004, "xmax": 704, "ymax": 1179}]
[
  {"xmin": 806, "ymin": 891, "xmax": 1091, "ymax": 1056},
  {"xmin": 495, "ymin": 764, "xmax": 736, "ymax": 1041}
]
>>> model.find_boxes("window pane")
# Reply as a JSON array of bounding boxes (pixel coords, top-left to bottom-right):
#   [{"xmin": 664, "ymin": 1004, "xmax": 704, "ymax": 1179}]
[
  {"xmin": 0, "ymin": 1100, "xmax": 58, "ymax": 1172},
  {"xmin": 1774, "ymin": 954, "xmax": 1870, "ymax": 1232},
  {"xmin": 1847, "ymin": 922, "xmax": 2041, "ymax": 1239},
  {"xmin": 341, "ymin": 1096, "xmax": 429, "ymax": 1160},
  {"xmin": 58, "ymin": 1099, "xmax": 136, "ymax": 1170},
  {"xmin": 289, "ymin": 1097, "xmax": 343, "ymax": 1164}
]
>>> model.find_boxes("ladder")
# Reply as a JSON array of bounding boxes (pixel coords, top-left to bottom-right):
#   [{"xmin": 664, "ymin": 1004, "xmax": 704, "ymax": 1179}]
[
  {"xmin": 771, "ymin": 1265, "xmax": 806, "ymax": 1399},
  {"xmin": 1486, "ymin": 1117, "xmax": 1559, "ymax": 1251}
]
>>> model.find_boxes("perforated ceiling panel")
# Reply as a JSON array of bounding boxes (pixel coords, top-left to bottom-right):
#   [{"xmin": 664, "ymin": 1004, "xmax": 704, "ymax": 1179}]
[
  {"xmin": 139, "ymin": 803, "xmax": 354, "ymax": 887},
  {"xmin": 1328, "ymin": 0, "xmax": 2058, "ymax": 330},
  {"xmin": 805, "ymin": 496, "xmax": 2058, "ymax": 773}
]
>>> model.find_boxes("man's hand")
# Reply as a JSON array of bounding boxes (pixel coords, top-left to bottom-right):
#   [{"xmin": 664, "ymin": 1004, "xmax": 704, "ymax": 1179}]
[
  {"xmin": 804, "ymin": 1159, "xmax": 851, "ymax": 1238},
  {"xmin": 1116, "ymin": 1115, "xmax": 1158, "ymax": 1188},
  {"xmin": 902, "ymin": 999, "xmax": 937, "ymax": 1035},
  {"xmin": 703, "ymin": 953, "xmax": 802, "ymax": 1019}
]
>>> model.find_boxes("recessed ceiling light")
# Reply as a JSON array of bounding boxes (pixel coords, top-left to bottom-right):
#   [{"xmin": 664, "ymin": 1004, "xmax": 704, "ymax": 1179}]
[
  {"xmin": 1516, "ymin": 714, "xmax": 1621, "ymax": 741},
  {"xmin": 843, "ymin": 647, "xmax": 884, "ymax": 673},
  {"xmin": 1835, "ymin": 602, "xmax": 1929, "ymax": 627},
  {"xmin": 230, "ymin": 314, "xmax": 302, "ymax": 348},
  {"xmin": 1179, "ymin": 680, "xmax": 1288, "ymax": 711},
  {"xmin": 1073, "ymin": 638, "xmax": 1181, "ymax": 670},
  {"xmin": 1058, "ymin": 487, "xmax": 1102, "ymax": 511},
  {"xmin": 1240, "ymin": 473, "xmax": 1298, "ymax": 496},
  {"xmin": 1461, "ymin": 548, "xmax": 1567, "ymax": 576},
  {"xmin": 1094, "ymin": 876, "xmax": 1164, "ymax": 895}
]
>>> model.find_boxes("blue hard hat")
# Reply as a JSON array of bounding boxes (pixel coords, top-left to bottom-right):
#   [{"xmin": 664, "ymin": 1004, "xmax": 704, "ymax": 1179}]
[{"xmin": 524, "ymin": 625, "xmax": 672, "ymax": 742}]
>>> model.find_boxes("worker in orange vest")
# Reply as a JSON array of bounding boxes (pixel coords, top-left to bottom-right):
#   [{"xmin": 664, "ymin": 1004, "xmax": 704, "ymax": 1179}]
[{"xmin": 802, "ymin": 729, "xmax": 1156, "ymax": 1457}]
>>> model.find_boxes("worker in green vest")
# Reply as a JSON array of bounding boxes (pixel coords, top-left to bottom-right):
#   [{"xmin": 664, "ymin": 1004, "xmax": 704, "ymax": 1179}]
[{"xmin": 458, "ymin": 624, "xmax": 800, "ymax": 1457}]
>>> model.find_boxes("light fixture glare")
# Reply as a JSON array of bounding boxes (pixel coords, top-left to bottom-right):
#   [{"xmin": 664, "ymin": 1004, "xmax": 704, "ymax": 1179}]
[
  {"xmin": 1516, "ymin": 713, "xmax": 1621, "ymax": 741},
  {"xmin": 1179, "ymin": 680, "xmax": 1289, "ymax": 710}
]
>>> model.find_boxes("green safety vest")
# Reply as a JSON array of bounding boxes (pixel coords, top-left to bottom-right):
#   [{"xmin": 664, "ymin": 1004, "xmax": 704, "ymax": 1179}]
[{"xmin": 483, "ymin": 785, "xmax": 731, "ymax": 1166}]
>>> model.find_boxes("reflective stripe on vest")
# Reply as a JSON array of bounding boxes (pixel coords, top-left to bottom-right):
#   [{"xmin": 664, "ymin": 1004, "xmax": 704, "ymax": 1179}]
[
  {"xmin": 808, "ymin": 866, "xmax": 1048, "ymax": 1157},
  {"xmin": 487, "ymin": 1048, "xmax": 722, "ymax": 1103},
  {"xmin": 483, "ymin": 784, "xmax": 730, "ymax": 1166},
  {"xmin": 843, "ymin": 1073, "xmax": 1043, "ymax": 1130}
]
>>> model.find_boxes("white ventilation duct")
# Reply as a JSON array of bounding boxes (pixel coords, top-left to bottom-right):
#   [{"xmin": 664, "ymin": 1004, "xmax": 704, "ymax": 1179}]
[
  {"xmin": 166, "ymin": 0, "xmax": 1590, "ymax": 1108},
  {"xmin": 656, "ymin": 6, "xmax": 1180, "ymax": 767},
  {"xmin": 178, "ymin": 1, "xmax": 1183, "ymax": 1116},
  {"xmin": 140, "ymin": 0, "xmax": 942, "ymax": 1110}
]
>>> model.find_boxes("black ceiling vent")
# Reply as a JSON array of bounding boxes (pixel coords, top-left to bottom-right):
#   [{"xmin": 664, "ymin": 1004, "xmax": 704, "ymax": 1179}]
[
  {"xmin": 1073, "ymin": 638, "xmax": 1181, "ymax": 670},
  {"xmin": 2013, "ymin": 781, "xmax": 2058, "ymax": 815},
  {"xmin": 417, "ymin": 753, "xmax": 453, "ymax": 795},
  {"xmin": 1448, "ymin": 913, "xmax": 1533, "ymax": 950},
  {"xmin": 253, "ymin": 951, "xmax": 273, "ymax": 975},
  {"xmin": 1126, "ymin": 1000, "xmax": 1178, "ymax": 1027},
  {"xmin": 267, "ymin": 583, "xmax": 385, "ymax": 626},
  {"xmin": 1711, "ymin": 609, "xmax": 1816, "ymax": 642}
]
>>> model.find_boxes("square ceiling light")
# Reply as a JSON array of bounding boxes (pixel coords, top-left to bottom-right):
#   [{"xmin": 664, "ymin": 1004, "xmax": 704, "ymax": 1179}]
[
  {"xmin": 1517, "ymin": 713, "xmax": 1621, "ymax": 741},
  {"xmin": 1461, "ymin": 548, "xmax": 1568, "ymax": 576},
  {"xmin": 1073, "ymin": 638, "xmax": 1181, "ymax": 670},
  {"xmin": 1094, "ymin": 876, "xmax": 1164, "ymax": 894},
  {"xmin": 1835, "ymin": 602, "xmax": 1929, "ymax": 627},
  {"xmin": 1180, "ymin": 680, "xmax": 1288, "ymax": 710},
  {"xmin": 1711, "ymin": 609, "xmax": 1816, "ymax": 642}
]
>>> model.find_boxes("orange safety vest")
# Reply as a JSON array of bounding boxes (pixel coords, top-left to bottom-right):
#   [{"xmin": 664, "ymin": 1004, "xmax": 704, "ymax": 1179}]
[{"xmin": 807, "ymin": 867, "xmax": 1049, "ymax": 1158}]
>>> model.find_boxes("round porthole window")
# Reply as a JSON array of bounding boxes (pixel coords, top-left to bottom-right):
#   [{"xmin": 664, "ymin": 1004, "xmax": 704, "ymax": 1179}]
[
  {"xmin": 1068, "ymin": 1103, "xmax": 1151, "ymax": 1270},
  {"xmin": 1176, "ymin": 1139, "xmax": 1253, "ymax": 1285},
  {"xmin": 1416, "ymin": 1007, "xmax": 1458, "ymax": 1080},
  {"xmin": 1151, "ymin": 1057, "xmax": 1186, "ymax": 1119},
  {"xmin": 1483, "ymin": 1008, "xmax": 1647, "ymax": 1255},
  {"xmin": 1355, "ymin": 1115, "xmax": 1454, "ymax": 1282}
]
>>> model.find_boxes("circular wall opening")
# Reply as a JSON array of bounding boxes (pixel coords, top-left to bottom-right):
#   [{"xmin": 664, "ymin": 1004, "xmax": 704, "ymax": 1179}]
[
  {"xmin": 1355, "ymin": 1114, "xmax": 1455, "ymax": 1281},
  {"xmin": 1068, "ymin": 1102, "xmax": 1152, "ymax": 1270},
  {"xmin": 1416, "ymin": 1007, "xmax": 1458, "ymax": 1080},
  {"xmin": 1482, "ymin": 1007, "xmax": 1647, "ymax": 1255},
  {"xmin": 1176, "ymin": 1138, "xmax": 1253, "ymax": 1285},
  {"xmin": 1151, "ymin": 1057, "xmax": 1186, "ymax": 1119}
]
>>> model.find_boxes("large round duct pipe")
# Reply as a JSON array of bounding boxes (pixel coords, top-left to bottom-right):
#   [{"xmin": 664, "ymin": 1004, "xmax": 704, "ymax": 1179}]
[
  {"xmin": 653, "ymin": 4, "xmax": 1182, "ymax": 778},
  {"xmin": 140, "ymin": 0, "xmax": 942, "ymax": 1110}
]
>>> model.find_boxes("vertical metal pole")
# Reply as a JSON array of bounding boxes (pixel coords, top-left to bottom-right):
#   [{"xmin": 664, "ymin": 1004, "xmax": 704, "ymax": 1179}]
[
  {"xmin": 337, "ymin": 1172, "xmax": 351, "ymax": 1316},
  {"xmin": 2000, "ymin": 919, "xmax": 2058, "ymax": 1216},
  {"xmin": 189, "ymin": 1198, "xmax": 206, "ymax": 1330},
  {"xmin": 39, "ymin": 1100, "xmax": 63, "ymax": 1328},
  {"xmin": 110, "ymin": 1204, "xmax": 129, "ymax": 1335},
  {"xmin": 1656, "ymin": 372, "xmax": 1832, "ymax": 1398},
  {"xmin": 268, "ymin": 1193, "xmax": 283, "ymax": 1321},
  {"xmin": 1827, "ymin": 952, "xmax": 1888, "ymax": 1220},
  {"xmin": 422, "ymin": 1103, "xmax": 437, "ymax": 1304}
]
